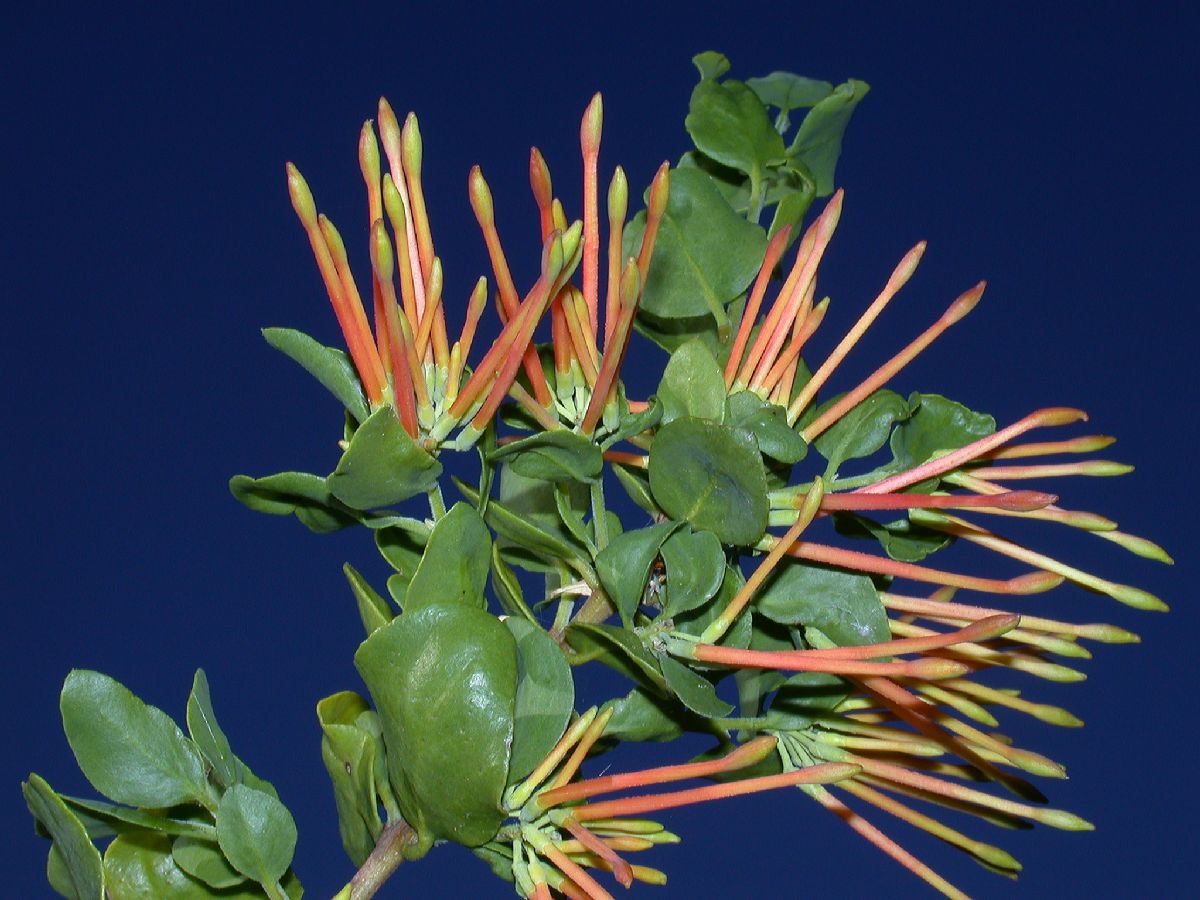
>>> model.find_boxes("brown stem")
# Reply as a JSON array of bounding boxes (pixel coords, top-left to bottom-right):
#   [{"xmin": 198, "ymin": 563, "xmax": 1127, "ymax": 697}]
[{"xmin": 349, "ymin": 820, "xmax": 419, "ymax": 900}]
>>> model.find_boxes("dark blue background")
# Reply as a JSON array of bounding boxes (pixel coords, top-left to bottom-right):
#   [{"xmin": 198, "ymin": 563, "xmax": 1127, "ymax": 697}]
[{"xmin": 5, "ymin": 4, "xmax": 1194, "ymax": 897}]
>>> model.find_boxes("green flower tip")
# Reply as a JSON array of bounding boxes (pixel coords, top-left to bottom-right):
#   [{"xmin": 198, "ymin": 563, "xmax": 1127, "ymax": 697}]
[{"xmin": 285, "ymin": 162, "xmax": 317, "ymax": 227}]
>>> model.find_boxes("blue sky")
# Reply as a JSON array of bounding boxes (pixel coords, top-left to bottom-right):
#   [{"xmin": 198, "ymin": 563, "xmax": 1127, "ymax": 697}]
[{"xmin": 4, "ymin": 4, "xmax": 1195, "ymax": 897}]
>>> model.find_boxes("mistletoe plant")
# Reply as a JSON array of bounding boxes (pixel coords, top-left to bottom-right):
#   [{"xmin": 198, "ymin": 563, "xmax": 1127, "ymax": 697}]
[{"xmin": 24, "ymin": 52, "xmax": 1169, "ymax": 900}]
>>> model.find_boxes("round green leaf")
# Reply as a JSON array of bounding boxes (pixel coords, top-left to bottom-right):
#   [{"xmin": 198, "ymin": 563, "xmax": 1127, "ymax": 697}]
[
  {"xmin": 889, "ymin": 392, "xmax": 997, "ymax": 472},
  {"xmin": 753, "ymin": 558, "xmax": 889, "ymax": 647},
  {"xmin": 813, "ymin": 389, "xmax": 910, "ymax": 477},
  {"xmin": 625, "ymin": 167, "xmax": 766, "ymax": 325},
  {"xmin": 660, "ymin": 528, "xmax": 726, "ymax": 617},
  {"xmin": 504, "ymin": 618, "xmax": 575, "ymax": 785},
  {"xmin": 104, "ymin": 833, "xmax": 278, "ymax": 900},
  {"xmin": 657, "ymin": 340, "xmax": 727, "ymax": 424},
  {"xmin": 648, "ymin": 417, "xmax": 768, "ymax": 546},
  {"xmin": 354, "ymin": 604, "xmax": 517, "ymax": 850},
  {"xmin": 596, "ymin": 521, "xmax": 681, "ymax": 624},
  {"xmin": 327, "ymin": 405, "xmax": 442, "ymax": 510},
  {"xmin": 404, "ymin": 502, "xmax": 491, "ymax": 610},
  {"xmin": 727, "ymin": 391, "xmax": 808, "ymax": 464},
  {"xmin": 215, "ymin": 784, "xmax": 297, "ymax": 887},
  {"xmin": 604, "ymin": 688, "xmax": 686, "ymax": 743},
  {"xmin": 60, "ymin": 670, "xmax": 208, "ymax": 809},
  {"xmin": 488, "ymin": 430, "xmax": 603, "ymax": 483},
  {"xmin": 686, "ymin": 78, "xmax": 786, "ymax": 180}
]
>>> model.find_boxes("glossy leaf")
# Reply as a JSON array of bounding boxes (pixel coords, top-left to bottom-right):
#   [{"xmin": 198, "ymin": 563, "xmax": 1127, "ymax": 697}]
[
  {"xmin": 753, "ymin": 558, "xmax": 889, "ymax": 646},
  {"xmin": 404, "ymin": 502, "xmax": 491, "ymax": 610},
  {"xmin": 889, "ymin": 392, "xmax": 997, "ymax": 472},
  {"xmin": 671, "ymin": 563, "xmax": 754, "ymax": 658},
  {"xmin": 60, "ymin": 670, "xmax": 208, "ymax": 809},
  {"xmin": 625, "ymin": 167, "xmax": 766, "ymax": 328},
  {"xmin": 216, "ymin": 784, "xmax": 297, "ymax": 888},
  {"xmin": 769, "ymin": 671, "xmax": 850, "ymax": 724},
  {"xmin": 229, "ymin": 471, "xmax": 357, "ymax": 533},
  {"xmin": 490, "ymin": 544, "xmax": 537, "ymax": 624},
  {"xmin": 374, "ymin": 519, "xmax": 429, "ymax": 575},
  {"xmin": 171, "ymin": 837, "xmax": 246, "ymax": 890},
  {"xmin": 649, "ymin": 417, "xmax": 768, "ymax": 546},
  {"xmin": 488, "ymin": 430, "xmax": 602, "ymax": 483},
  {"xmin": 355, "ymin": 604, "xmax": 517, "ymax": 850},
  {"xmin": 565, "ymin": 622, "xmax": 668, "ymax": 693},
  {"xmin": 659, "ymin": 527, "xmax": 726, "ymax": 616},
  {"xmin": 686, "ymin": 78, "xmax": 785, "ymax": 181},
  {"xmin": 262, "ymin": 326, "xmax": 369, "ymax": 423},
  {"xmin": 316, "ymin": 691, "xmax": 382, "ymax": 866},
  {"xmin": 464, "ymin": 470, "xmax": 591, "ymax": 573},
  {"xmin": 788, "ymin": 79, "xmax": 870, "ymax": 195},
  {"xmin": 504, "ymin": 617, "xmax": 575, "ymax": 785},
  {"xmin": 658, "ymin": 340, "xmax": 727, "ymax": 424},
  {"xmin": 343, "ymin": 563, "xmax": 394, "ymax": 635},
  {"xmin": 658, "ymin": 654, "xmax": 733, "ymax": 718},
  {"xmin": 186, "ymin": 669, "xmax": 238, "ymax": 789},
  {"xmin": 23, "ymin": 774, "xmax": 103, "ymax": 900},
  {"xmin": 601, "ymin": 396, "xmax": 663, "ymax": 449},
  {"xmin": 727, "ymin": 391, "xmax": 807, "ymax": 463},
  {"xmin": 814, "ymin": 389, "xmax": 910, "ymax": 477},
  {"xmin": 327, "ymin": 406, "xmax": 442, "ymax": 510},
  {"xmin": 596, "ymin": 521, "xmax": 682, "ymax": 624}
]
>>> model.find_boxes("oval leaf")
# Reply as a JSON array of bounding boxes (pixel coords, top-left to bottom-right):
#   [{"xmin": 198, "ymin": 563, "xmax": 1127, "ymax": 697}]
[
  {"xmin": 23, "ymin": 774, "xmax": 104, "ymax": 900},
  {"xmin": 229, "ymin": 471, "xmax": 358, "ymax": 533},
  {"xmin": 488, "ymin": 430, "xmax": 603, "ymax": 483},
  {"xmin": 728, "ymin": 391, "xmax": 808, "ymax": 464},
  {"xmin": 649, "ymin": 417, "xmax": 768, "ymax": 546},
  {"xmin": 787, "ymin": 79, "xmax": 870, "ymax": 195},
  {"xmin": 60, "ymin": 670, "xmax": 208, "ymax": 809},
  {"xmin": 316, "ymin": 692, "xmax": 383, "ymax": 866},
  {"xmin": 753, "ymin": 558, "xmax": 889, "ymax": 647},
  {"xmin": 355, "ymin": 604, "xmax": 517, "ymax": 850},
  {"xmin": 327, "ymin": 406, "xmax": 442, "ymax": 510},
  {"xmin": 215, "ymin": 784, "xmax": 297, "ymax": 887},
  {"xmin": 405, "ymin": 502, "xmax": 491, "ymax": 610},
  {"xmin": 185, "ymin": 669, "xmax": 238, "ymax": 789},
  {"xmin": 658, "ymin": 340, "xmax": 727, "ymax": 424},
  {"xmin": 262, "ymin": 327, "xmax": 369, "ymax": 423},
  {"xmin": 658, "ymin": 654, "xmax": 734, "ymax": 718},
  {"xmin": 104, "ymin": 833, "xmax": 276, "ymax": 900},
  {"xmin": 171, "ymin": 837, "xmax": 246, "ymax": 890},
  {"xmin": 813, "ymin": 389, "xmax": 910, "ymax": 477},
  {"xmin": 659, "ymin": 528, "xmax": 726, "ymax": 617},
  {"xmin": 686, "ymin": 78, "xmax": 786, "ymax": 179},
  {"xmin": 504, "ymin": 618, "xmax": 575, "ymax": 785},
  {"xmin": 596, "ymin": 521, "xmax": 681, "ymax": 625}
]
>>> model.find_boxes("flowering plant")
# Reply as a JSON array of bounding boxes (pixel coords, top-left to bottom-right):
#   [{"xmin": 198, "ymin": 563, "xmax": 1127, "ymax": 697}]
[{"xmin": 23, "ymin": 51, "xmax": 1167, "ymax": 900}]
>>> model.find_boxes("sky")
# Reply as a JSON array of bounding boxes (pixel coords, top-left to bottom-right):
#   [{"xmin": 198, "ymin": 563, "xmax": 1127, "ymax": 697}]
[{"xmin": 3, "ymin": 3, "xmax": 1196, "ymax": 897}]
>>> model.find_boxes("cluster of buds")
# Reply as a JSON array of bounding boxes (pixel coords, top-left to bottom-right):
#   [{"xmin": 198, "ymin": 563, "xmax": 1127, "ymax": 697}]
[
  {"xmin": 497, "ymin": 711, "xmax": 857, "ymax": 899},
  {"xmin": 285, "ymin": 94, "xmax": 667, "ymax": 453}
]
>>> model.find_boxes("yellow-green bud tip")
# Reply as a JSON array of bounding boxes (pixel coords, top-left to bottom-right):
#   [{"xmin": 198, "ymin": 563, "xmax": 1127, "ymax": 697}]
[
  {"xmin": 369, "ymin": 219, "xmax": 394, "ymax": 282},
  {"xmin": 468, "ymin": 166, "xmax": 494, "ymax": 225},
  {"xmin": 648, "ymin": 162, "xmax": 671, "ymax": 218},
  {"xmin": 285, "ymin": 162, "xmax": 318, "ymax": 227},
  {"xmin": 401, "ymin": 112, "xmax": 422, "ymax": 173},
  {"xmin": 581, "ymin": 92, "xmax": 603, "ymax": 153},
  {"xmin": 358, "ymin": 121, "xmax": 380, "ymax": 178},
  {"xmin": 608, "ymin": 166, "xmax": 629, "ymax": 222}
]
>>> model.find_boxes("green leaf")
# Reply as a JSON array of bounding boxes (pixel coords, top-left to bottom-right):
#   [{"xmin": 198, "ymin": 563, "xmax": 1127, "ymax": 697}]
[
  {"xmin": 600, "ymin": 396, "xmax": 663, "ymax": 449},
  {"xmin": 788, "ymin": 79, "xmax": 870, "ymax": 195},
  {"xmin": 603, "ymin": 688, "xmax": 686, "ymax": 743},
  {"xmin": 488, "ymin": 430, "xmax": 603, "ymax": 483},
  {"xmin": 833, "ymin": 513, "xmax": 953, "ymax": 562},
  {"xmin": 769, "ymin": 671, "xmax": 850, "ymax": 723},
  {"xmin": 659, "ymin": 528, "xmax": 725, "ymax": 617},
  {"xmin": 648, "ymin": 417, "xmax": 768, "ymax": 546},
  {"xmin": 767, "ymin": 174, "xmax": 816, "ymax": 244},
  {"xmin": 657, "ymin": 340, "xmax": 727, "ymax": 424},
  {"xmin": 60, "ymin": 796, "xmax": 216, "ymax": 840},
  {"xmin": 374, "ymin": 519, "xmax": 430, "ymax": 574},
  {"xmin": 229, "ymin": 471, "xmax": 357, "ymax": 533},
  {"xmin": 316, "ymin": 692, "xmax": 383, "ymax": 866},
  {"xmin": 343, "ymin": 563, "xmax": 395, "ymax": 635},
  {"xmin": 814, "ymin": 389, "xmax": 911, "ymax": 477},
  {"xmin": 185, "ymin": 669, "xmax": 238, "ymax": 789},
  {"xmin": 753, "ymin": 559, "xmax": 889, "ymax": 646},
  {"xmin": 490, "ymin": 544, "xmax": 538, "ymax": 625},
  {"xmin": 460, "ymin": 473, "xmax": 590, "ymax": 574},
  {"xmin": 60, "ymin": 670, "xmax": 208, "ymax": 808},
  {"xmin": 404, "ymin": 502, "xmax": 491, "ymax": 610},
  {"xmin": 746, "ymin": 72, "xmax": 835, "ymax": 131},
  {"xmin": 504, "ymin": 618, "xmax": 575, "ymax": 785},
  {"xmin": 735, "ymin": 617, "xmax": 797, "ymax": 718},
  {"xmin": 355, "ymin": 604, "xmax": 517, "ymax": 850},
  {"xmin": 596, "ymin": 521, "xmax": 682, "ymax": 625},
  {"xmin": 692, "ymin": 50, "xmax": 731, "ymax": 81},
  {"xmin": 671, "ymin": 563, "xmax": 754, "ymax": 658},
  {"xmin": 658, "ymin": 654, "xmax": 733, "ymax": 718},
  {"xmin": 327, "ymin": 406, "xmax": 442, "ymax": 510},
  {"xmin": 23, "ymin": 775, "xmax": 103, "ymax": 900},
  {"xmin": 263, "ymin": 327, "xmax": 369, "ymax": 423},
  {"xmin": 686, "ymin": 78, "xmax": 786, "ymax": 182},
  {"xmin": 727, "ymin": 391, "xmax": 807, "ymax": 464},
  {"xmin": 104, "ymin": 832, "xmax": 289, "ymax": 899},
  {"xmin": 610, "ymin": 462, "xmax": 661, "ymax": 517},
  {"xmin": 564, "ymin": 623, "xmax": 668, "ymax": 694},
  {"xmin": 171, "ymin": 837, "xmax": 247, "ymax": 890},
  {"xmin": 625, "ymin": 167, "xmax": 766, "ymax": 333},
  {"xmin": 216, "ymin": 784, "xmax": 297, "ymax": 888},
  {"xmin": 889, "ymin": 392, "xmax": 997, "ymax": 473}
]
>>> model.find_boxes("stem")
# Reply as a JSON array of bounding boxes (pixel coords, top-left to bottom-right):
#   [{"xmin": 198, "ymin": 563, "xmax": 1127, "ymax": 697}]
[
  {"xmin": 343, "ymin": 820, "xmax": 419, "ymax": 900},
  {"xmin": 427, "ymin": 483, "xmax": 447, "ymax": 520},
  {"xmin": 590, "ymin": 479, "xmax": 609, "ymax": 551}
]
